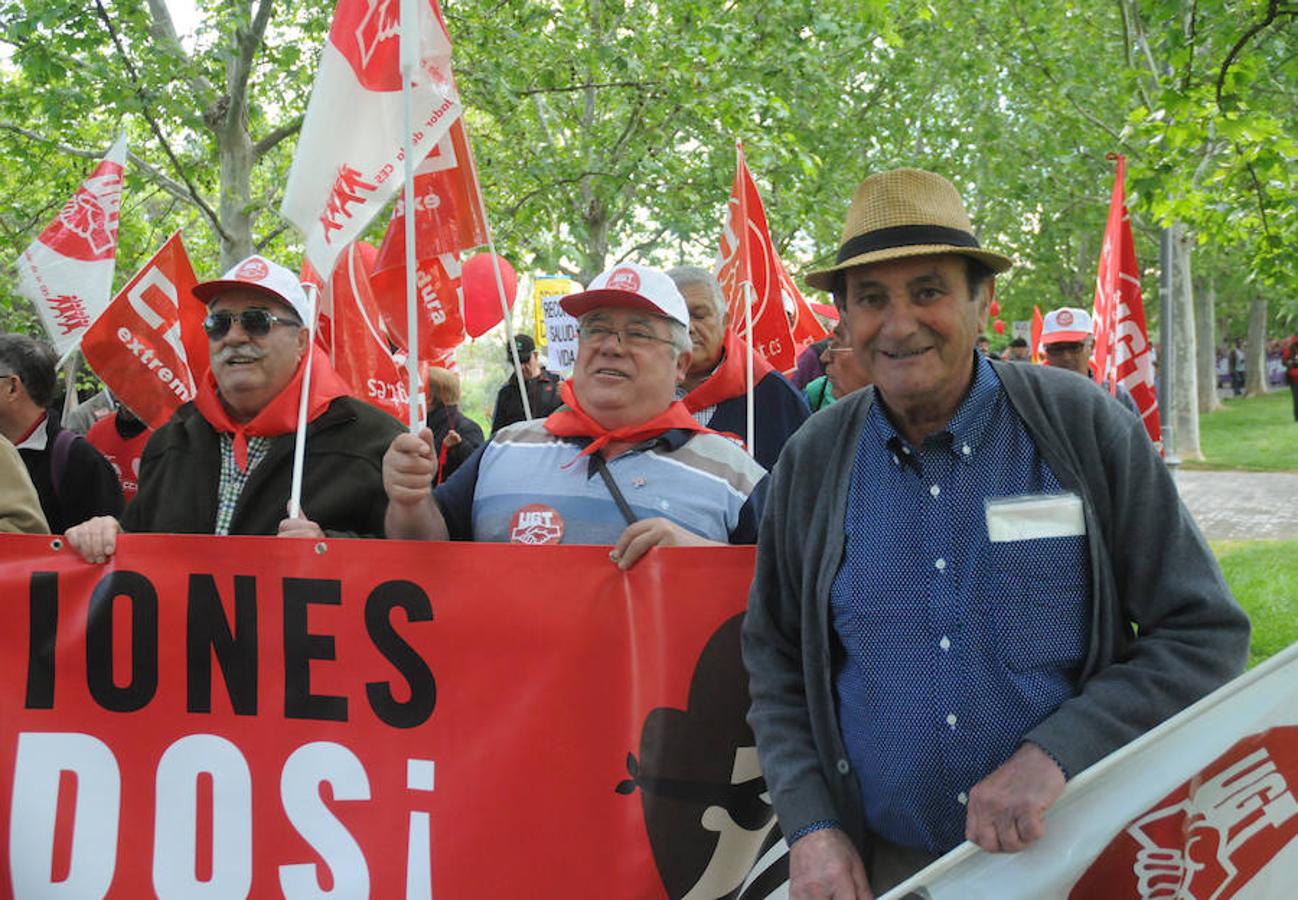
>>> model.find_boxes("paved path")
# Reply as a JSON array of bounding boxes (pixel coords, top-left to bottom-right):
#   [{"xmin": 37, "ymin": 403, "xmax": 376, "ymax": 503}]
[{"xmin": 1173, "ymin": 469, "xmax": 1298, "ymax": 541}]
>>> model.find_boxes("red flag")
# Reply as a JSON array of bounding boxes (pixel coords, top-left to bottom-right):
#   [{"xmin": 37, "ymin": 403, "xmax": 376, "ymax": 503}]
[
  {"xmin": 717, "ymin": 145, "xmax": 822, "ymax": 371},
  {"xmin": 1031, "ymin": 305, "xmax": 1044, "ymax": 363},
  {"xmin": 326, "ymin": 243, "xmax": 412, "ymax": 419},
  {"xmin": 80, "ymin": 232, "xmax": 205, "ymax": 429},
  {"xmin": 371, "ymin": 252, "xmax": 466, "ymax": 357},
  {"xmin": 1092, "ymin": 155, "xmax": 1161, "ymax": 446}
]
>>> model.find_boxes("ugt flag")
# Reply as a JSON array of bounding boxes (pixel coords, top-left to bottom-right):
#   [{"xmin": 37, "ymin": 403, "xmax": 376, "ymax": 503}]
[
  {"xmin": 80, "ymin": 232, "xmax": 205, "ymax": 430},
  {"xmin": 16, "ymin": 134, "xmax": 127, "ymax": 359},
  {"xmin": 281, "ymin": 0, "xmax": 461, "ymax": 280},
  {"xmin": 717, "ymin": 144, "xmax": 825, "ymax": 371},
  {"xmin": 1091, "ymin": 155, "xmax": 1161, "ymax": 446}
]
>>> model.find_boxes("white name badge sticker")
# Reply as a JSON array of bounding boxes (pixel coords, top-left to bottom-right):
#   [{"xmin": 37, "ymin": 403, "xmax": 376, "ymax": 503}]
[{"xmin": 985, "ymin": 492, "xmax": 1086, "ymax": 543}]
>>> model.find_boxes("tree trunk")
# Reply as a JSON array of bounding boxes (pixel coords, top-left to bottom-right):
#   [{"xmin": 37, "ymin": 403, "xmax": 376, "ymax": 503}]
[
  {"xmin": 1194, "ymin": 276, "xmax": 1223, "ymax": 413},
  {"xmin": 1245, "ymin": 297, "xmax": 1268, "ymax": 396},
  {"xmin": 1170, "ymin": 224, "xmax": 1202, "ymax": 460}
]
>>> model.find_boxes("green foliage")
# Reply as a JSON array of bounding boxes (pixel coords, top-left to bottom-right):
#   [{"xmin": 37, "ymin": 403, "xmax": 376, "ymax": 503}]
[{"xmin": 1211, "ymin": 539, "xmax": 1298, "ymax": 667}]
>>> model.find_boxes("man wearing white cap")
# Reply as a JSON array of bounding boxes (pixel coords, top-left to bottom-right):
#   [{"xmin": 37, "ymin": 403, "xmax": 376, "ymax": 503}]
[
  {"xmin": 1040, "ymin": 306, "xmax": 1140, "ymax": 417},
  {"xmin": 383, "ymin": 262, "xmax": 767, "ymax": 569},
  {"xmin": 67, "ymin": 254, "xmax": 404, "ymax": 562}
]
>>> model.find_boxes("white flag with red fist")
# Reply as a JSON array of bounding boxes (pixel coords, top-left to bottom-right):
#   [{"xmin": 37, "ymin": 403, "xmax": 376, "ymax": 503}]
[
  {"xmin": 280, "ymin": 0, "xmax": 461, "ymax": 280},
  {"xmin": 16, "ymin": 134, "xmax": 127, "ymax": 359},
  {"xmin": 882, "ymin": 642, "xmax": 1298, "ymax": 900}
]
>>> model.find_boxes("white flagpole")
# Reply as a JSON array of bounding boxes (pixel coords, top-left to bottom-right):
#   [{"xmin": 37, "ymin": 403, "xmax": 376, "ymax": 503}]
[
  {"xmin": 288, "ymin": 284, "xmax": 320, "ymax": 519},
  {"xmin": 400, "ymin": 0, "xmax": 421, "ymax": 433},
  {"xmin": 744, "ymin": 282, "xmax": 755, "ymax": 457}
]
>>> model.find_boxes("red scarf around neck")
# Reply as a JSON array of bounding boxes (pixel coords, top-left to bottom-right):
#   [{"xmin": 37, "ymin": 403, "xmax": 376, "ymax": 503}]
[
  {"xmin": 194, "ymin": 348, "xmax": 352, "ymax": 471},
  {"xmin": 544, "ymin": 380, "xmax": 712, "ymax": 460},
  {"xmin": 682, "ymin": 329, "xmax": 774, "ymax": 413}
]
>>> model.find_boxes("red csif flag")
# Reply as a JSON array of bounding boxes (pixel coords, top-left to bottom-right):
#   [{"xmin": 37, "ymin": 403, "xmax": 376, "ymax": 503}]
[
  {"xmin": 80, "ymin": 232, "xmax": 205, "ymax": 429},
  {"xmin": 1091, "ymin": 155, "xmax": 1161, "ymax": 446},
  {"xmin": 16, "ymin": 135, "xmax": 128, "ymax": 359},
  {"xmin": 1031, "ymin": 305, "xmax": 1044, "ymax": 364},
  {"xmin": 280, "ymin": 0, "xmax": 461, "ymax": 279},
  {"xmin": 717, "ymin": 145, "xmax": 825, "ymax": 371}
]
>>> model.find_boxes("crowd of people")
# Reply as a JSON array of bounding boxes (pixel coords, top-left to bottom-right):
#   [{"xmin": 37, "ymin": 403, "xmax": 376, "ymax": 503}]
[{"xmin": 1, "ymin": 166, "xmax": 1253, "ymax": 898}]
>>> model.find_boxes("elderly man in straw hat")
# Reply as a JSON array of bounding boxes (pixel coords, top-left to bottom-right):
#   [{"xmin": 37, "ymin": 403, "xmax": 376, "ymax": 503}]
[{"xmin": 741, "ymin": 169, "xmax": 1248, "ymax": 896}]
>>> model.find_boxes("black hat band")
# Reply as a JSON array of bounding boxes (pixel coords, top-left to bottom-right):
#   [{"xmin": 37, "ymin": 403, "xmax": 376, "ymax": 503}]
[{"xmin": 836, "ymin": 224, "xmax": 981, "ymax": 264}]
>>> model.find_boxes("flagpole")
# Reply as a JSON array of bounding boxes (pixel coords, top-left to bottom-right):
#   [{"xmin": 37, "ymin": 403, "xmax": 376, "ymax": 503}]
[
  {"xmin": 288, "ymin": 284, "xmax": 319, "ymax": 519},
  {"xmin": 400, "ymin": 0, "xmax": 421, "ymax": 433},
  {"xmin": 736, "ymin": 142, "xmax": 755, "ymax": 457}
]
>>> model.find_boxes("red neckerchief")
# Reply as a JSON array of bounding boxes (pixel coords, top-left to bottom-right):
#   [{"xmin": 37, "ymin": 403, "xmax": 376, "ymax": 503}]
[
  {"xmin": 682, "ymin": 330, "xmax": 774, "ymax": 413},
  {"xmin": 194, "ymin": 348, "xmax": 352, "ymax": 471},
  {"xmin": 544, "ymin": 380, "xmax": 713, "ymax": 460}
]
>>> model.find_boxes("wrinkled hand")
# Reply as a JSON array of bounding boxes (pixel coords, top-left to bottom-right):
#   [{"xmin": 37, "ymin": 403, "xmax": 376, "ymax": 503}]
[
  {"xmin": 789, "ymin": 828, "xmax": 873, "ymax": 900},
  {"xmin": 443, "ymin": 429, "xmax": 462, "ymax": 449},
  {"xmin": 384, "ymin": 429, "xmax": 437, "ymax": 507},
  {"xmin": 277, "ymin": 515, "xmax": 325, "ymax": 539},
  {"xmin": 609, "ymin": 517, "xmax": 710, "ymax": 571},
  {"xmin": 64, "ymin": 516, "xmax": 124, "ymax": 564},
  {"xmin": 965, "ymin": 742, "xmax": 1066, "ymax": 852}
]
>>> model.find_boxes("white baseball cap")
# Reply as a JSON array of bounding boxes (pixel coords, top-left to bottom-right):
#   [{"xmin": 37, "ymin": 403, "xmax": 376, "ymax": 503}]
[
  {"xmin": 192, "ymin": 254, "xmax": 312, "ymax": 324},
  {"xmin": 559, "ymin": 263, "xmax": 689, "ymax": 327},
  {"xmin": 1041, "ymin": 307, "xmax": 1093, "ymax": 344}
]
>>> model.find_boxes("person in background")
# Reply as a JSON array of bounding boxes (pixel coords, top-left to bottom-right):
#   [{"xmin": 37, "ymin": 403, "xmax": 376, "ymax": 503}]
[
  {"xmin": 86, "ymin": 400, "xmax": 152, "ymax": 505},
  {"xmin": 668, "ymin": 266, "xmax": 809, "ymax": 470},
  {"xmin": 975, "ymin": 335, "xmax": 991, "ymax": 356},
  {"xmin": 1229, "ymin": 338, "xmax": 1246, "ymax": 396},
  {"xmin": 0, "ymin": 333, "xmax": 122, "ymax": 532},
  {"xmin": 1005, "ymin": 337, "xmax": 1031, "ymax": 362},
  {"xmin": 806, "ymin": 320, "xmax": 872, "ymax": 412},
  {"xmin": 490, "ymin": 333, "xmax": 564, "ymax": 434},
  {"xmin": 792, "ymin": 338, "xmax": 831, "ymax": 390},
  {"xmin": 425, "ymin": 366, "xmax": 484, "ymax": 484},
  {"xmin": 0, "ymin": 433, "xmax": 49, "ymax": 534},
  {"xmin": 1282, "ymin": 335, "xmax": 1298, "ymax": 422},
  {"xmin": 1039, "ymin": 306, "xmax": 1141, "ymax": 417}
]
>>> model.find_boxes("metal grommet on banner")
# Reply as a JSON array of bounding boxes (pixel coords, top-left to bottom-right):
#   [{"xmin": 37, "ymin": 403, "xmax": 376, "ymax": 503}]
[
  {"xmin": 314, "ymin": 541, "xmax": 328, "ymax": 555},
  {"xmin": 49, "ymin": 538, "xmax": 63, "ymax": 551}
]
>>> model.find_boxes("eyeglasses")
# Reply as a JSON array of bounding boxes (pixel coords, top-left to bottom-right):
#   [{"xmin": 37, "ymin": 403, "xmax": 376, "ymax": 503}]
[
  {"xmin": 203, "ymin": 308, "xmax": 301, "ymax": 339},
  {"xmin": 577, "ymin": 323, "xmax": 675, "ymax": 350}
]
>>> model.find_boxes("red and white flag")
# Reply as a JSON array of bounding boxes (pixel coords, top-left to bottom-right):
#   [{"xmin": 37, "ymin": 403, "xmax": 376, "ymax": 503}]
[
  {"xmin": 79, "ymin": 232, "xmax": 204, "ymax": 430},
  {"xmin": 16, "ymin": 135, "xmax": 127, "ymax": 359},
  {"xmin": 280, "ymin": 0, "xmax": 461, "ymax": 280},
  {"xmin": 1031, "ymin": 305, "xmax": 1044, "ymax": 364},
  {"xmin": 717, "ymin": 145, "xmax": 826, "ymax": 371},
  {"xmin": 882, "ymin": 642, "xmax": 1298, "ymax": 900},
  {"xmin": 1091, "ymin": 155, "xmax": 1161, "ymax": 446}
]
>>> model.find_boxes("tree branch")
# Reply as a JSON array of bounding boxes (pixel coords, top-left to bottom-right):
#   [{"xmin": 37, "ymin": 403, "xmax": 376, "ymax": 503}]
[
  {"xmin": 256, "ymin": 221, "xmax": 292, "ymax": 250},
  {"xmin": 226, "ymin": 0, "xmax": 276, "ymax": 135},
  {"xmin": 253, "ymin": 116, "xmax": 303, "ymax": 158},
  {"xmin": 1216, "ymin": 0, "xmax": 1297, "ymax": 107},
  {"xmin": 517, "ymin": 80, "xmax": 662, "ymax": 96},
  {"xmin": 614, "ymin": 225, "xmax": 671, "ymax": 266},
  {"xmin": 143, "ymin": 0, "xmax": 213, "ymax": 98}
]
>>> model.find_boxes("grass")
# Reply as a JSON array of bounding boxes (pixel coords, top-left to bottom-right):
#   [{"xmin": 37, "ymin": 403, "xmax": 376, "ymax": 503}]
[
  {"xmin": 1211, "ymin": 540, "xmax": 1298, "ymax": 668},
  {"xmin": 1184, "ymin": 389, "xmax": 1298, "ymax": 472}
]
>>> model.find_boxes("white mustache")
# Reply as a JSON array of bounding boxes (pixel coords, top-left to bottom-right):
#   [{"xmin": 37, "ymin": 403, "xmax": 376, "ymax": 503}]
[{"xmin": 214, "ymin": 345, "xmax": 266, "ymax": 364}]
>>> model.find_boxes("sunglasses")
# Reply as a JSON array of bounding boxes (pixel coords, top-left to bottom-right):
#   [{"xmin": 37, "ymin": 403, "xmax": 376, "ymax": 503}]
[{"xmin": 203, "ymin": 308, "xmax": 301, "ymax": 339}]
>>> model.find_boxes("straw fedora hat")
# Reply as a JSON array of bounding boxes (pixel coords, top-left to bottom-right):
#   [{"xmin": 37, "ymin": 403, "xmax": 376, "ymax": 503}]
[{"xmin": 805, "ymin": 169, "xmax": 1013, "ymax": 292}]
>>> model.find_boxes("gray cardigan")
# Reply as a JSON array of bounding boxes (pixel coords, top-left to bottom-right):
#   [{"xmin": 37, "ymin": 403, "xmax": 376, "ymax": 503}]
[{"xmin": 741, "ymin": 360, "xmax": 1250, "ymax": 850}]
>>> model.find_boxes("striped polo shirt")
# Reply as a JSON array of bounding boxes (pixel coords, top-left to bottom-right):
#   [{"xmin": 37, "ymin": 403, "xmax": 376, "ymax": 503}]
[{"xmin": 433, "ymin": 419, "xmax": 768, "ymax": 545}]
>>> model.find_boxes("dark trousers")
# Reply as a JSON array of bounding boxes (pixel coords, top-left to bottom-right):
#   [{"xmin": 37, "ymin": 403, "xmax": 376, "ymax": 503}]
[
  {"xmin": 1290, "ymin": 382, "xmax": 1298, "ymax": 421},
  {"xmin": 1232, "ymin": 372, "xmax": 1245, "ymax": 395}
]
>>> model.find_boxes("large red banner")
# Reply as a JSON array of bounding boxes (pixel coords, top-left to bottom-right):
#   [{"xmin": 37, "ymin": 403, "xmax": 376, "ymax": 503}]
[{"xmin": 0, "ymin": 537, "xmax": 783, "ymax": 898}]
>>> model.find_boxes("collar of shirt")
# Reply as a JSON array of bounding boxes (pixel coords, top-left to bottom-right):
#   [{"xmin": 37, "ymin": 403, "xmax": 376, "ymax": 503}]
[
  {"xmin": 867, "ymin": 353, "xmax": 1002, "ymax": 469},
  {"xmin": 16, "ymin": 412, "xmax": 49, "ymax": 451}
]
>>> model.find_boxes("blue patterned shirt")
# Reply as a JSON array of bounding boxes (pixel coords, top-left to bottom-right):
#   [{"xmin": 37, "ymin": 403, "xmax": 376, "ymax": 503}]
[{"xmin": 831, "ymin": 354, "xmax": 1090, "ymax": 854}]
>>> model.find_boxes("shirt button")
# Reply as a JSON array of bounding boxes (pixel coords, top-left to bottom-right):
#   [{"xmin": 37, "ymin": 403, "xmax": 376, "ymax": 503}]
[
  {"xmin": 891, "ymin": 455, "xmax": 900, "ymax": 466},
  {"xmin": 929, "ymin": 484, "xmax": 940, "ymax": 498},
  {"xmin": 946, "ymin": 713, "xmax": 958, "ymax": 727},
  {"xmin": 836, "ymin": 758, "xmax": 851, "ymax": 775},
  {"xmin": 957, "ymin": 791, "xmax": 968, "ymax": 805},
  {"xmin": 934, "ymin": 558, "xmax": 947, "ymax": 571},
  {"xmin": 961, "ymin": 444, "xmax": 971, "ymax": 456},
  {"xmin": 939, "ymin": 636, "xmax": 951, "ymax": 651}
]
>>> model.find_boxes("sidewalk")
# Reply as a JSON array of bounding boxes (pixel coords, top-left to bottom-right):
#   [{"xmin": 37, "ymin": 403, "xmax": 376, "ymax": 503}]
[{"xmin": 1173, "ymin": 468, "xmax": 1298, "ymax": 541}]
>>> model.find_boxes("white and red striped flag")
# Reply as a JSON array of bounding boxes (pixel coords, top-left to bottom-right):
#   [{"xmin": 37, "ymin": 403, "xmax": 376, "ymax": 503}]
[
  {"xmin": 280, "ymin": 0, "xmax": 461, "ymax": 280},
  {"xmin": 1091, "ymin": 154, "xmax": 1161, "ymax": 446},
  {"xmin": 717, "ymin": 146, "xmax": 826, "ymax": 371},
  {"xmin": 882, "ymin": 642, "xmax": 1298, "ymax": 900},
  {"xmin": 16, "ymin": 135, "xmax": 127, "ymax": 359}
]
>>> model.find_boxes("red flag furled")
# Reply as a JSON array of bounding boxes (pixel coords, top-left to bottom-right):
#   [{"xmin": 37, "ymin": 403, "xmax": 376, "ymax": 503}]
[
  {"xmin": 280, "ymin": 0, "xmax": 460, "ymax": 279},
  {"xmin": 717, "ymin": 145, "xmax": 826, "ymax": 371},
  {"xmin": 372, "ymin": 251, "xmax": 466, "ymax": 357},
  {"xmin": 16, "ymin": 135, "xmax": 128, "ymax": 359},
  {"xmin": 1031, "ymin": 304, "xmax": 1044, "ymax": 363},
  {"xmin": 1091, "ymin": 155, "xmax": 1161, "ymax": 446},
  {"xmin": 80, "ymin": 232, "xmax": 205, "ymax": 429}
]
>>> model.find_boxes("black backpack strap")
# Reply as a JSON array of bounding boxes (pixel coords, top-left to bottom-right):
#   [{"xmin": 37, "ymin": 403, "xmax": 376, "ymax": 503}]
[{"xmin": 50, "ymin": 427, "xmax": 78, "ymax": 504}]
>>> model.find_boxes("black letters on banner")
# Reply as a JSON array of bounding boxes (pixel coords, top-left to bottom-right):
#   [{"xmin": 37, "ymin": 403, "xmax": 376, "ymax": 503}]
[
  {"xmin": 187, "ymin": 574, "xmax": 258, "ymax": 715},
  {"xmin": 282, "ymin": 577, "xmax": 347, "ymax": 722},
  {"xmin": 85, "ymin": 571, "xmax": 160, "ymax": 712},
  {"xmin": 25, "ymin": 571, "xmax": 58, "ymax": 709},
  {"xmin": 364, "ymin": 580, "xmax": 436, "ymax": 729}
]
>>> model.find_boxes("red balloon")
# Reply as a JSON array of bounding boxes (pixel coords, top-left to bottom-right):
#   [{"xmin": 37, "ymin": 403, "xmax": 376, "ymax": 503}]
[
  {"xmin": 462, "ymin": 254, "xmax": 518, "ymax": 338},
  {"xmin": 988, "ymin": 300, "xmax": 1001, "ymax": 317},
  {"xmin": 993, "ymin": 319, "xmax": 1006, "ymax": 334}
]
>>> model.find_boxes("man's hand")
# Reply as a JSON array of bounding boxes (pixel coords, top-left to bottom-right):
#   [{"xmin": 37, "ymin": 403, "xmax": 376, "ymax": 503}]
[
  {"xmin": 789, "ymin": 828, "xmax": 873, "ymax": 900},
  {"xmin": 383, "ymin": 429, "xmax": 450, "ymax": 540},
  {"xmin": 609, "ymin": 517, "xmax": 714, "ymax": 571},
  {"xmin": 443, "ymin": 429, "xmax": 462, "ymax": 449},
  {"xmin": 65, "ymin": 516, "xmax": 123, "ymax": 564},
  {"xmin": 277, "ymin": 515, "xmax": 325, "ymax": 539},
  {"xmin": 965, "ymin": 742, "xmax": 1066, "ymax": 852}
]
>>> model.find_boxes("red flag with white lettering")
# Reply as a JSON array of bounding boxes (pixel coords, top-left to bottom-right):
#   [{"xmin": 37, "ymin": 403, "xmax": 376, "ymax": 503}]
[
  {"xmin": 280, "ymin": 0, "xmax": 461, "ymax": 279},
  {"xmin": 1031, "ymin": 305, "xmax": 1044, "ymax": 364},
  {"xmin": 371, "ymin": 251, "xmax": 466, "ymax": 357},
  {"xmin": 16, "ymin": 135, "xmax": 127, "ymax": 359},
  {"xmin": 1091, "ymin": 155, "xmax": 1161, "ymax": 446},
  {"xmin": 717, "ymin": 146, "xmax": 824, "ymax": 371},
  {"xmin": 80, "ymin": 232, "xmax": 204, "ymax": 429}
]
